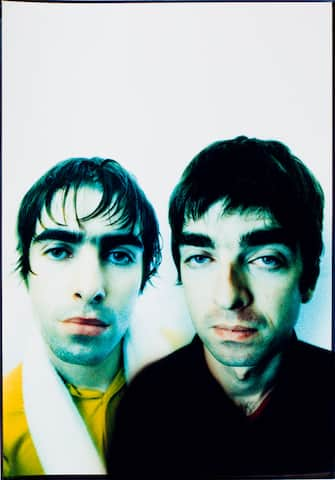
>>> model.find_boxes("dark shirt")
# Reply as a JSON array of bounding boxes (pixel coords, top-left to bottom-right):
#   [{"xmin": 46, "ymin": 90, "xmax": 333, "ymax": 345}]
[{"xmin": 108, "ymin": 335, "xmax": 335, "ymax": 479}]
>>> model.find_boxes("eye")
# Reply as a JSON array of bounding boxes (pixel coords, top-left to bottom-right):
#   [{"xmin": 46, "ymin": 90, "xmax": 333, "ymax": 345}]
[
  {"xmin": 184, "ymin": 254, "xmax": 212, "ymax": 268},
  {"xmin": 250, "ymin": 255, "xmax": 285, "ymax": 270},
  {"xmin": 44, "ymin": 246, "xmax": 73, "ymax": 261},
  {"xmin": 104, "ymin": 250, "xmax": 134, "ymax": 265}
]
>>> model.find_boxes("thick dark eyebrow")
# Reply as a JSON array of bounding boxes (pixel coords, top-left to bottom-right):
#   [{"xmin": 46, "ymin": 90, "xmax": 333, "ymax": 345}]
[
  {"xmin": 240, "ymin": 228, "xmax": 297, "ymax": 251},
  {"xmin": 179, "ymin": 233, "xmax": 215, "ymax": 249},
  {"xmin": 180, "ymin": 228, "xmax": 296, "ymax": 251},
  {"xmin": 33, "ymin": 229, "xmax": 143, "ymax": 250},
  {"xmin": 33, "ymin": 229, "xmax": 83, "ymax": 244},
  {"xmin": 99, "ymin": 234, "xmax": 143, "ymax": 250}
]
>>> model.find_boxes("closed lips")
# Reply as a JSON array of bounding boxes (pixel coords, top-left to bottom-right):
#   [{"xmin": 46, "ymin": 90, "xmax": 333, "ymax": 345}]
[
  {"xmin": 62, "ymin": 317, "xmax": 107, "ymax": 326},
  {"xmin": 215, "ymin": 325, "xmax": 257, "ymax": 331}
]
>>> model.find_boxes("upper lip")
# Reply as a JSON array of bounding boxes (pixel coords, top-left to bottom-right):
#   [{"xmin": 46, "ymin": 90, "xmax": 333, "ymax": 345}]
[
  {"xmin": 62, "ymin": 317, "xmax": 108, "ymax": 327},
  {"xmin": 214, "ymin": 325, "xmax": 257, "ymax": 332}
]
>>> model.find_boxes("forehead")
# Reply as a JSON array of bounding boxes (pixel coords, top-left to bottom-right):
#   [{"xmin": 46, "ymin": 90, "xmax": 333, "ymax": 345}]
[
  {"xmin": 183, "ymin": 202, "xmax": 280, "ymax": 242},
  {"xmin": 35, "ymin": 185, "xmax": 138, "ymax": 237}
]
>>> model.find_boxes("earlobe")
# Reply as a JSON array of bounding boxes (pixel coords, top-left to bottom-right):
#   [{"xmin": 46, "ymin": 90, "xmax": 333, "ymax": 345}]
[{"xmin": 301, "ymin": 288, "xmax": 313, "ymax": 303}]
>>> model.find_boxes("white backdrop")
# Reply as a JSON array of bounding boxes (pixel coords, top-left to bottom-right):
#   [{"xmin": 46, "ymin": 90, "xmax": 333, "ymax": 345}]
[{"xmin": 3, "ymin": 2, "xmax": 332, "ymax": 376}]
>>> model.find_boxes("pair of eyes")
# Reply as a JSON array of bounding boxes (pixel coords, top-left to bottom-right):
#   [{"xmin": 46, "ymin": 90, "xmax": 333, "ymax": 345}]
[
  {"xmin": 43, "ymin": 245, "xmax": 135, "ymax": 265},
  {"xmin": 183, "ymin": 252, "xmax": 288, "ymax": 271}
]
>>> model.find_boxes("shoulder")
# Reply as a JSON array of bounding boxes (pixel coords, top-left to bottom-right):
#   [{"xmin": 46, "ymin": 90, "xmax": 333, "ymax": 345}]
[
  {"xmin": 129, "ymin": 337, "xmax": 200, "ymax": 389},
  {"xmin": 3, "ymin": 363, "xmax": 44, "ymax": 476},
  {"xmin": 285, "ymin": 338, "xmax": 335, "ymax": 397},
  {"xmin": 119, "ymin": 337, "xmax": 201, "ymax": 412},
  {"xmin": 3, "ymin": 364, "xmax": 24, "ymax": 415},
  {"xmin": 294, "ymin": 339, "xmax": 334, "ymax": 369},
  {"xmin": 108, "ymin": 339, "xmax": 203, "ymax": 474}
]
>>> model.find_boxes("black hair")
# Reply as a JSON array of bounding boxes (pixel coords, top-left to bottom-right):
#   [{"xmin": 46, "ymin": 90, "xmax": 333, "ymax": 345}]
[
  {"xmin": 169, "ymin": 136, "xmax": 324, "ymax": 295},
  {"xmin": 16, "ymin": 157, "xmax": 161, "ymax": 291}
]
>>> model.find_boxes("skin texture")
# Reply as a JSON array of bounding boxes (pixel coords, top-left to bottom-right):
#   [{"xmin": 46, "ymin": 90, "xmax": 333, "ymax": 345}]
[
  {"xmin": 179, "ymin": 201, "xmax": 306, "ymax": 391},
  {"xmin": 27, "ymin": 186, "xmax": 143, "ymax": 389}
]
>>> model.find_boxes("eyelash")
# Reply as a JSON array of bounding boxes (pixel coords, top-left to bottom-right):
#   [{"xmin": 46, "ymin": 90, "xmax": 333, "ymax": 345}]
[
  {"xmin": 249, "ymin": 255, "xmax": 286, "ymax": 270},
  {"xmin": 184, "ymin": 253, "xmax": 287, "ymax": 271},
  {"xmin": 44, "ymin": 246, "xmax": 73, "ymax": 261},
  {"xmin": 184, "ymin": 254, "xmax": 212, "ymax": 266},
  {"xmin": 43, "ymin": 245, "xmax": 135, "ymax": 266},
  {"xmin": 102, "ymin": 250, "xmax": 134, "ymax": 265}
]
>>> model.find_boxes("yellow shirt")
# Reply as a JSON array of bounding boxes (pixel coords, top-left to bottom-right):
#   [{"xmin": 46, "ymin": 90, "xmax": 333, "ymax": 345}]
[{"xmin": 3, "ymin": 363, "xmax": 126, "ymax": 477}]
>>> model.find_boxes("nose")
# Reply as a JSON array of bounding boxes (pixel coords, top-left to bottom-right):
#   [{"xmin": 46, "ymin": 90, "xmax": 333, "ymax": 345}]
[
  {"xmin": 72, "ymin": 247, "xmax": 107, "ymax": 305},
  {"xmin": 213, "ymin": 262, "xmax": 252, "ymax": 311}
]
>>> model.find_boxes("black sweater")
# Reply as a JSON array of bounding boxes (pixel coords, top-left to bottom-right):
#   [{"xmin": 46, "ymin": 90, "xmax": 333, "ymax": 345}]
[{"xmin": 108, "ymin": 335, "xmax": 335, "ymax": 479}]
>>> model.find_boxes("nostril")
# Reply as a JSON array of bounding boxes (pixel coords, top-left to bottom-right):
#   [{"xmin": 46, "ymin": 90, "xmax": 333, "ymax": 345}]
[
  {"xmin": 92, "ymin": 293, "xmax": 104, "ymax": 304},
  {"xmin": 230, "ymin": 298, "xmax": 247, "ymax": 311},
  {"xmin": 72, "ymin": 289, "xmax": 106, "ymax": 304},
  {"xmin": 91, "ymin": 290, "xmax": 106, "ymax": 304}
]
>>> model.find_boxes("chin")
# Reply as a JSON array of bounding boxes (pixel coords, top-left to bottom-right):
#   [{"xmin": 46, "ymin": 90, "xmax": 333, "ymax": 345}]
[
  {"xmin": 53, "ymin": 347, "xmax": 110, "ymax": 366},
  {"xmin": 213, "ymin": 345, "xmax": 269, "ymax": 368},
  {"xmin": 218, "ymin": 356, "xmax": 260, "ymax": 368}
]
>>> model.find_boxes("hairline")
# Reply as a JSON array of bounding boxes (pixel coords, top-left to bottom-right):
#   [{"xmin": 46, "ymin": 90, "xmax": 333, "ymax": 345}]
[{"xmin": 40, "ymin": 181, "xmax": 138, "ymax": 229}]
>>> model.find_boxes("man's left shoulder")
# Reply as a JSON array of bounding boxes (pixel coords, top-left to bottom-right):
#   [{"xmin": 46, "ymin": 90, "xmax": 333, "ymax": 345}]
[
  {"xmin": 291, "ymin": 340, "xmax": 335, "ymax": 394},
  {"xmin": 295, "ymin": 339, "xmax": 334, "ymax": 367},
  {"xmin": 130, "ymin": 341, "xmax": 196, "ymax": 389}
]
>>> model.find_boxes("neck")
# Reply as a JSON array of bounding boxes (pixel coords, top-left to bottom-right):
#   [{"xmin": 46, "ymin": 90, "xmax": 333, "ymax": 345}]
[
  {"xmin": 47, "ymin": 343, "xmax": 123, "ymax": 392},
  {"xmin": 204, "ymin": 347, "xmax": 283, "ymax": 413}
]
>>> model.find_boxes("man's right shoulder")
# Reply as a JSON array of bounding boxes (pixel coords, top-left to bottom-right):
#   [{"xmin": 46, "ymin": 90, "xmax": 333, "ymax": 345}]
[
  {"xmin": 128, "ymin": 337, "xmax": 200, "ymax": 395},
  {"xmin": 3, "ymin": 364, "xmax": 25, "ymax": 415},
  {"xmin": 3, "ymin": 364, "xmax": 27, "ymax": 476},
  {"xmin": 3, "ymin": 364, "xmax": 45, "ymax": 477}
]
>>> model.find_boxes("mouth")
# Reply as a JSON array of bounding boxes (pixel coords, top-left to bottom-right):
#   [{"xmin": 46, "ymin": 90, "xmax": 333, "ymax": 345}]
[
  {"xmin": 213, "ymin": 325, "xmax": 258, "ymax": 342},
  {"xmin": 61, "ymin": 317, "xmax": 108, "ymax": 337}
]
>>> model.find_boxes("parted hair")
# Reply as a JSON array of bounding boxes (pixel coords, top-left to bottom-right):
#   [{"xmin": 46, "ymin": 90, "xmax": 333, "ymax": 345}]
[
  {"xmin": 169, "ymin": 136, "xmax": 324, "ymax": 296},
  {"xmin": 16, "ymin": 157, "xmax": 161, "ymax": 291}
]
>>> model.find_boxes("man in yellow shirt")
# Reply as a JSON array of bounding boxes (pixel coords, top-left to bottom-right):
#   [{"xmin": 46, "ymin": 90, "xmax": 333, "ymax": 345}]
[{"xmin": 3, "ymin": 157, "xmax": 161, "ymax": 476}]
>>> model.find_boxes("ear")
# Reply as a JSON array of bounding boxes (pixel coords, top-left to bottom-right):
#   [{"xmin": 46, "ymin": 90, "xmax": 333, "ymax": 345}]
[{"xmin": 301, "ymin": 288, "xmax": 314, "ymax": 304}]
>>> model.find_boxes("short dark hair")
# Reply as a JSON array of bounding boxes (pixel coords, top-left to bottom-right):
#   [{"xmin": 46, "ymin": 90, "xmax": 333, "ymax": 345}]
[
  {"xmin": 16, "ymin": 157, "xmax": 161, "ymax": 291},
  {"xmin": 169, "ymin": 136, "xmax": 324, "ymax": 295}
]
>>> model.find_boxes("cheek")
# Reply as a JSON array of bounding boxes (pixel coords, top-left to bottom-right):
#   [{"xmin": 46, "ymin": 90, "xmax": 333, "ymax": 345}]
[
  {"xmin": 27, "ymin": 278, "xmax": 56, "ymax": 324},
  {"xmin": 261, "ymin": 280, "xmax": 302, "ymax": 327},
  {"xmin": 27, "ymin": 275, "xmax": 47, "ymax": 302},
  {"xmin": 29, "ymin": 253, "xmax": 69, "ymax": 291},
  {"xmin": 107, "ymin": 270, "xmax": 142, "ymax": 304},
  {"xmin": 182, "ymin": 277, "xmax": 211, "ymax": 318},
  {"xmin": 29, "ymin": 272, "xmax": 68, "ymax": 303}
]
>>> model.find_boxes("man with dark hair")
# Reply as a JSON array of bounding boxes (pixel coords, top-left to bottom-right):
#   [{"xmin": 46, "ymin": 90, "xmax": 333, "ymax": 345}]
[
  {"xmin": 109, "ymin": 137, "xmax": 334, "ymax": 477},
  {"xmin": 3, "ymin": 157, "xmax": 161, "ymax": 476}
]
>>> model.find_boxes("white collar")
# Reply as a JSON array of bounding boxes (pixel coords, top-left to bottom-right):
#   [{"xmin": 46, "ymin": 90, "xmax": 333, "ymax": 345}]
[{"xmin": 22, "ymin": 326, "xmax": 106, "ymax": 475}]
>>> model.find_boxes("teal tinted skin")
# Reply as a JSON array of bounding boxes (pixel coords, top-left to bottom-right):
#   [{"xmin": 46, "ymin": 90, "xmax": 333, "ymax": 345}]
[
  {"xmin": 179, "ymin": 202, "xmax": 306, "ymax": 382},
  {"xmin": 28, "ymin": 186, "xmax": 143, "ymax": 388}
]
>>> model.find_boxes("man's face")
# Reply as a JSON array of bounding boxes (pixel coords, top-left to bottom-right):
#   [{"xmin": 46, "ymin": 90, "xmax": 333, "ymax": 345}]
[
  {"xmin": 27, "ymin": 186, "xmax": 143, "ymax": 366},
  {"xmin": 179, "ymin": 201, "xmax": 304, "ymax": 368}
]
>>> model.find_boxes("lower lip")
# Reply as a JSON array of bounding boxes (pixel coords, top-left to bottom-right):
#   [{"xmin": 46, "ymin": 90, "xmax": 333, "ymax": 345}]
[
  {"xmin": 213, "ymin": 326, "xmax": 258, "ymax": 341},
  {"xmin": 61, "ymin": 322, "xmax": 107, "ymax": 337}
]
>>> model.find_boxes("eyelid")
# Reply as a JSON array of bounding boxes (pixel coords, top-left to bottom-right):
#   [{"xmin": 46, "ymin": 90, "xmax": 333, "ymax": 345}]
[
  {"xmin": 249, "ymin": 256, "xmax": 286, "ymax": 271},
  {"xmin": 42, "ymin": 241, "xmax": 74, "ymax": 252},
  {"xmin": 102, "ymin": 243, "xmax": 141, "ymax": 253},
  {"xmin": 180, "ymin": 245, "xmax": 214, "ymax": 255},
  {"xmin": 101, "ymin": 246, "xmax": 139, "ymax": 264},
  {"xmin": 102, "ymin": 245, "xmax": 138, "ymax": 255},
  {"xmin": 245, "ymin": 244, "xmax": 293, "ymax": 259},
  {"xmin": 182, "ymin": 249, "xmax": 214, "ymax": 265},
  {"xmin": 246, "ymin": 248, "xmax": 290, "ymax": 269},
  {"xmin": 43, "ymin": 245, "xmax": 73, "ymax": 260}
]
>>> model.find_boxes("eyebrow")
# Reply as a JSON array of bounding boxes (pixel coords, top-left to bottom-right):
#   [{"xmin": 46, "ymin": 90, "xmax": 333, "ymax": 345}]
[
  {"xmin": 240, "ymin": 228, "xmax": 297, "ymax": 251},
  {"xmin": 32, "ymin": 229, "xmax": 144, "ymax": 249},
  {"xmin": 179, "ymin": 233, "xmax": 215, "ymax": 249},
  {"xmin": 180, "ymin": 228, "xmax": 296, "ymax": 251}
]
